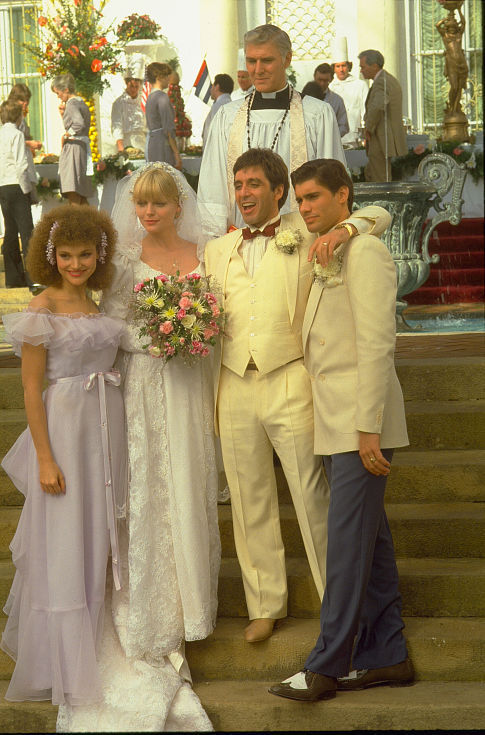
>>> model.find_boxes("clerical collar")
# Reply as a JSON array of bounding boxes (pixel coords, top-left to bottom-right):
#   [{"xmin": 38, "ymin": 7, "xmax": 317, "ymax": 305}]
[{"xmin": 252, "ymin": 85, "xmax": 290, "ymax": 110}]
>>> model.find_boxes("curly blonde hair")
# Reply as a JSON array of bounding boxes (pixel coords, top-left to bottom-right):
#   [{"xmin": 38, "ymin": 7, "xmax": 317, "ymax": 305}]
[{"xmin": 26, "ymin": 205, "xmax": 116, "ymax": 290}]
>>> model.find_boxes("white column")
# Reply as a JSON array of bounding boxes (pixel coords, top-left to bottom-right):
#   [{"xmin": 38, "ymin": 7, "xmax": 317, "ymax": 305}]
[
  {"xmin": 356, "ymin": 0, "xmax": 403, "ymax": 78},
  {"xmin": 200, "ymin": 0, "xmax": 239, "ymax": 79}
]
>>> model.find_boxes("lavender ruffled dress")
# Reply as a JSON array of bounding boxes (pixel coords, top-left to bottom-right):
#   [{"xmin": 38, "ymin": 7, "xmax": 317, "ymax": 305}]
[{"xmin": 0, "ymin": 309, "xmax": 127, "ymax": 706}]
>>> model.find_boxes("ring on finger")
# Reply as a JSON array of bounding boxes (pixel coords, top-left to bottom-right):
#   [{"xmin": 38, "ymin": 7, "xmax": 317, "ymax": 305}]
[{"xmin": 369, "ymin": 457, "xmax": 376, "ymax": 463}]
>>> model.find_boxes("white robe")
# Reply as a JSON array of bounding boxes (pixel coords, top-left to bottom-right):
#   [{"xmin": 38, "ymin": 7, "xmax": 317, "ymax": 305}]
[
  {"xmin": 330, "ymin": 74, "xmax": 369, "ymax": 146},
  {"xmin": 197, "ymin": 95, "xmax": 345, "ymax": 238}
]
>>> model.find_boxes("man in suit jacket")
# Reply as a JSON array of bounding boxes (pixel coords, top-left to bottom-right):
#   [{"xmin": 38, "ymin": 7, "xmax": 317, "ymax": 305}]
[
  {"xmin": 359, "ymin": 50, "xmax": 408, "ymax": 182},
  {"xmin": 205, "ymin": 148, "xmax": 391, "ymax": 643},
  {"xmin": 269, "ymin": 158, "xmax": 413, "ymax": 702}
]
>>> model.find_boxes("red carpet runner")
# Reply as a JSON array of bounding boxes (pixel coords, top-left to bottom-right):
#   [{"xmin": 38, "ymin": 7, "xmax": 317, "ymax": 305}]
[{"xmin": 406, "ymin": 218, "xmax": 484, "ymax": 305}]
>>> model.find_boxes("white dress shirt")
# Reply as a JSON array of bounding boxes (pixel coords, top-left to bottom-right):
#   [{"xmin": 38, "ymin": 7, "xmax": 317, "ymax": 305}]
[
  {"xmin": 239, "ymin": 215, "xmax": 281, "ymax": 277},
  {"xmin": 0, "ymin": 122, "xmax": 31, "ymax": 193}
]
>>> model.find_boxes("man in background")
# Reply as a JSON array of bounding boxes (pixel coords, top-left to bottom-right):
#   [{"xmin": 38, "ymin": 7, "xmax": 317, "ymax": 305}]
[
  {"xmin": 359, "ymin": 49, "xmax": 407, "ymax": 181},
  {"xmin": 202, "ymin": 73, "xmax": 234, "ymax": 147},
  {"xmin": 232, "ymin": 49, "xmax": 255, "ymax": 100},
  {"xmin": 111, "ymin": 54, "xmax": 147, "ymax": 152},
  {"xmin": 329, "ymin": 37, "xmax": 368, "ymax": 148},
  {"xmin": 313, "ymin": 63, "xmax": 349, "ymax": 138}
]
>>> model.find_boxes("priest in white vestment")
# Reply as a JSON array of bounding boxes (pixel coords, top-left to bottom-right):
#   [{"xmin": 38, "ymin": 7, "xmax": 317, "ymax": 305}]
[
  {"xmin": 197, "ymin": 24, "xmax": 345, "ymax": 239},
  {"xmin": 329, "ymin": 38, "xmax": 368, "ymax": 148}
]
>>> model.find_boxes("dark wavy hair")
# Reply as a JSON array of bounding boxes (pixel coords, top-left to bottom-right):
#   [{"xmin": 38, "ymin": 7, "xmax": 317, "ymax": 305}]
[
  {"xmin": 233, "ymin": 148, "xmax": 289, "ymax": 209},
  {"xmin": 290, "ymin": 158, "xmax": 354, "ymax": 210},
  {"xmin": 26, "ymin": 205, "xmax": 116, "ymax": 290}
]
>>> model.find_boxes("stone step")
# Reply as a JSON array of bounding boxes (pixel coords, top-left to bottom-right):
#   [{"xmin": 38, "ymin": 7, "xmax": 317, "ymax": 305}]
[
  {"xmin": 0, "ymin": 614, "xmax": 482, "ymax": 685},
  {"xmin": 0, "ymin": 288, "xmax": 32, "ymax": 318},
  {"xmin": 1, "ymin": 402, "xmax": 483, "ymax": 471},
  {"xmin": 1, "ymin": 358, "xmax": 484, "ymax": 408},
  {"xmin": 193, "ymin": 680, "xmax": 485, "ymax": 732},
  {"xmin": 217, "ymin": 502, "xmax": 485, "ymax": 559},
  {"xmin": 403, "ymin": 399, "xmax": 485, "ymax": 450},
  {"xmin": 216, "ymin": 557, "xmax": 485, "ymax": 618},
  {"xmin": 1, "ymin": 501, "xmax": 483, "ymax": 561},
  {"xmin": 395, "ymin": 357, "xmax": 485, "ymax": 401},
  {"xmin": 0, "ymin": 680, "xmax": 483, "ymax": 733},
  {"xmin": 185, "ymin": 616, "xmax": 485, "ymax": 683},
  {"xmin": 1, "ymin": 448, "xmax": 484, "ymax": 508},
  {"xmin": 1, "ymin": 557, "xmax": 483, "ymax": 620}
]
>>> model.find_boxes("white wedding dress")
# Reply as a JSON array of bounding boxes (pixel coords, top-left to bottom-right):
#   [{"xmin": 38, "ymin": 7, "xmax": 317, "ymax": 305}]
[{"xmin": 57, "ymin": 258, "xmax": 221, "ymax": 732}]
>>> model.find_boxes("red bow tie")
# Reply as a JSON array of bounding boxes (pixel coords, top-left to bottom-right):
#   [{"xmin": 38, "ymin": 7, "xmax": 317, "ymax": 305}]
[{"xmin": 241, "ymin": 220, "xmax": 281, "ymax": 241}]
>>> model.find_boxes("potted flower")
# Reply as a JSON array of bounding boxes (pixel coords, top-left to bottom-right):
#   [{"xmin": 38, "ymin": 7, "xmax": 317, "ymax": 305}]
[{"xmin": 116, "ymin": 13, "xmax": 162, "ymax": 43}]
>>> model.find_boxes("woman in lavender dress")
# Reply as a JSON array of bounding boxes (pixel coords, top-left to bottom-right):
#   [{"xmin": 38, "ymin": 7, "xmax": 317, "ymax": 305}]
[{"xmin": 0, "ymin": 204, "xmax": 127, "ymax": 705}]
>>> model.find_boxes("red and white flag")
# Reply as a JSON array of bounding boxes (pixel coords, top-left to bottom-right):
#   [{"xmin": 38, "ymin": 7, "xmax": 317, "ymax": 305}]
[{"xmin": 140, "ymin": 68, "xmax": 151, "ymax": 113}]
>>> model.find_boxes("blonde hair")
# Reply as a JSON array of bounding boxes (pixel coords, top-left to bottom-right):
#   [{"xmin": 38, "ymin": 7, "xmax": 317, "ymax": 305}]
[{"xmin": 132, "ymin": 167, "xmax": 179, "ymax": 204}]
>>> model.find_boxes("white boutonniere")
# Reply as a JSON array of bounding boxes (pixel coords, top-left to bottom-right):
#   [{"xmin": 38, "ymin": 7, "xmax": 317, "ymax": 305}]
[
  {"xmin": 313, "ymin": 250, "xmax": 344, "ymax": 287},
  {"xmin": 273, "ymin": 228, "xmax": 303, "ymax": 254}
]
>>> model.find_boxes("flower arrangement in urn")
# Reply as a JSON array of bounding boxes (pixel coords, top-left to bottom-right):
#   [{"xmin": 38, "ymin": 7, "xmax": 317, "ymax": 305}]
[
  {"xmin": 25, "ymin": 0, "xmax": 122, "ymax": 98},
  {"xmin": 116, "ymin": 13, "xmax": 162, "ymax": 43},
  {"xmin": 132, "ymin": 272, "xmax": 224, "ymax": 365}
]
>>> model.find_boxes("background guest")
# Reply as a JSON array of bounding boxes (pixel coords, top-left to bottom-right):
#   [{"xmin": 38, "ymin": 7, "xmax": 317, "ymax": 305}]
[
  {"xmin": 312, "ymin": 63, "xmax": 349, "ymax": 138},
  {"xmin": 202, "ymin": 73, "xmax": 234, "ymax": 148},
  {"xmin": 111, "ymin": 55, "xmax": 146, "ymax": 153},
  {"xmin": 231, "ymin": 49, "xmax": 254, "ymax": 100},
  {"xmin": 329, "ymin": 37, "xmax": 368, "ymax": 147},
  {"xmin": 51, "ymin": 73, "xmax": 93, "ymax": 205},
  {"xmin": 145, "ymin": 62, "xmax": 181, "ymax": 169},
  {"xmin": 8, "ymin": 84, "xmax": 41, "ymax": 202},
  {"xmin": 0, "ymin": 100, "xmax": 36, "ymax": 290},
  {"xmin": 359, "ymin": 49, "xmax": 407, "ymax": 182}
]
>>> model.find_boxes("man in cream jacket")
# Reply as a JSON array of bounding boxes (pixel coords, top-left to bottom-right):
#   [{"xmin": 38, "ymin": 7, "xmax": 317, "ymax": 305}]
[
  {"xmin": 269, "ymin": 159, "xmax": 412, "ymax": 703},
  {"xmin": 205, "ymin": 148, "xmax": 391, "ymax": 643}
]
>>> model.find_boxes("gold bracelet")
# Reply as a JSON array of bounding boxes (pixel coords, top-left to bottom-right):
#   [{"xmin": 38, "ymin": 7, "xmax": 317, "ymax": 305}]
[{"xmin": 335, "ymin": 222, "xmax": 354, "ymax": 238}]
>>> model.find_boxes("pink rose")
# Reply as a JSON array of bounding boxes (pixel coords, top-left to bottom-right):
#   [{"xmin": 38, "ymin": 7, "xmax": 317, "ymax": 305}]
[
  {"xmin": 179, "ymin": 296, "xmax": 192, "ymax": 309},
  {"xmin": 176, "ymin": 309, "xmax": 186, "ymax": 319},
  {"xmin": 164, "ymin": 345, "xmax": 176, "ymax": 356},
  {"xmin": 179, "ymin": 337, "xmax": 185, "ymax": 344},
  {"xmin": 413, "ymin": 144, "xmax": 425, "ymax": 155},
  {"xmin": 156, "ymin": 274, "xmax": 168, "ymax": 282},
  {"xmin": 211, "ymin": 304, "xmax": 220, "ymax": 317},
  {"xmin": 201, "ymin": 347, "xmax": 209, "ymax": 357},
  {"xmin": 187, "ymin": 273, "xmax": 201, "ymax": 281},
  {"xmin": 160, "ymin": 321, "xmax": 173, "ymax": 334},
  {"xmin": 453, "ymin": 147, "xmax": 463, "ymax": 156},
  {"xmin": 134, "ymin": 282, "xmax": 144, "ymax": 292},
  {"xmin": 203, "ymin": 328, "xmax": 215, "ymax": 340},
  {"xmin": 204, "ymin": 292, "xmax": 217, "ymax": 305},
  {"xmin": 181, "ymin": 291, "xmax": 193, "ymax": 297}
]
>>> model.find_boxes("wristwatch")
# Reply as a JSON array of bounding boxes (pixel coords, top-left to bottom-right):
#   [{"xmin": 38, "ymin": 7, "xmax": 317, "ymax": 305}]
[{"xmin": 334, "ymin": 223, "xmax": 354, "ymax": 238}]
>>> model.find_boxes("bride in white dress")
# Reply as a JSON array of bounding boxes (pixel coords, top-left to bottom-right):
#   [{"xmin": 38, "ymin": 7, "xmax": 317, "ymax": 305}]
[{"xmin": 57, "ymin": 163, "xmax": 221, "ymax": 732}]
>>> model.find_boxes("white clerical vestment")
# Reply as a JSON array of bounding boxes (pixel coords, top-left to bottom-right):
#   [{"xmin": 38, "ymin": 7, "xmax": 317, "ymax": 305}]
[
  {"xmin": 197, "ymin": 90, "xmax": 345, "ymax": 239},
  {"xmin": 330, "ymin": 74, "xmax": 368, "ymax": 146}
]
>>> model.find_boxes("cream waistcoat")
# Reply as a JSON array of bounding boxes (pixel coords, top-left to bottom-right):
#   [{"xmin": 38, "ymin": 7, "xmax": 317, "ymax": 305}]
[{"xmin": 222, "ymin": 245, "xmax": 310, "ymax": 376}]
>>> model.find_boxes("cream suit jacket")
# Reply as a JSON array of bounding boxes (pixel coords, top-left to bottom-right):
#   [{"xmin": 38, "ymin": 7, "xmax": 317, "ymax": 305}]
[
  {"xmin": 302, "ymin": 231, "xmax": 409, "ymax": 455},
  {"xmin": 205, "ymin": 207, "xmax": 392, "ymax": 436},
  {"xmin": 365, "ymin": 70, "xmax": 407, "ymax": 158}
]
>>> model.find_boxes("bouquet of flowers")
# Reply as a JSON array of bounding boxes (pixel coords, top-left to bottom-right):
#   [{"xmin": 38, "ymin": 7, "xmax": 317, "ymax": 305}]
[
  {"xmin": 25, "ymin": 0, "xmax": 122, "ymax": 98},
  {"xmin": 116, "ymin": 13, "xmax": 162, "ymax": 43},
  {"xmin": 132, "ymin": 272, "xmax": 224, "ymax": 364},
  {"xmin": 93, "ymin": 153, "xmax": 134, "ymax": 185}
]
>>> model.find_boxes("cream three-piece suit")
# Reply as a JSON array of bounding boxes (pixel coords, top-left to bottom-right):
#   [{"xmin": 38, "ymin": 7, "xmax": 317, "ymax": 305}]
[{"xmin": 205, "ymin": 206, "xmax": 391, "ymax": 620}]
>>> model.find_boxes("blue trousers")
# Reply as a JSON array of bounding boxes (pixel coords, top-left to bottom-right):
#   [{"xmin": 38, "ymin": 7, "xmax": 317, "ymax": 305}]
[{"xmin": 305, "ymin": 450, "xmax": 407, "ymax": 678}]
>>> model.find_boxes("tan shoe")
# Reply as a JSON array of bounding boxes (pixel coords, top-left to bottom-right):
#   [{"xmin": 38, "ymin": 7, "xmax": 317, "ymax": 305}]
[{"xmin": 244, "ymin": 618, "xmax": 276, "ymax": 643}]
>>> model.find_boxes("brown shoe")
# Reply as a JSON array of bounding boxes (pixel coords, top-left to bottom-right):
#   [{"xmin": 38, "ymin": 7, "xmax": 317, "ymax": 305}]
[
  {"xmin": 337, "ymin": 657, "xmax": 415, "ymax": 691},
  {"xmin": 244, "ymin": 618, "xmax": 276, "ymax": 643},
  {"xmin": 269, "ymin": 670, "xmax": 337, "ymax": 702}
]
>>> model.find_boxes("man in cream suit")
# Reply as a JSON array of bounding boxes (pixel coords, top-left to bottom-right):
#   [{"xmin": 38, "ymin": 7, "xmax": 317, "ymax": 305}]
[
  {"xmin": 359, "ymin": 49, "xmax": 407, "ymax": 182},
  {"xmin": 269, "ymin": 159, "xmax": 413, "ymax": 702},
  {"xmin": 205, "ymin": 148, "xmax": 391, "ymax": 643}
]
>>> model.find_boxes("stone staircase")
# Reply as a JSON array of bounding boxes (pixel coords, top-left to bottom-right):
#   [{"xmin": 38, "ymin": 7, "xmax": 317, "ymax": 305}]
[{"xmin": 0, "ymin": 352, "xmax": 484, "ymax": 730}]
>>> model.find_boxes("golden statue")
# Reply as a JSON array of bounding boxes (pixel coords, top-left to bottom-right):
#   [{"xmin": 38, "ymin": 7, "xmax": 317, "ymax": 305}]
[{"xmin": 436, "ymin": 0, "xmax": 469, "ymax": 140}]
